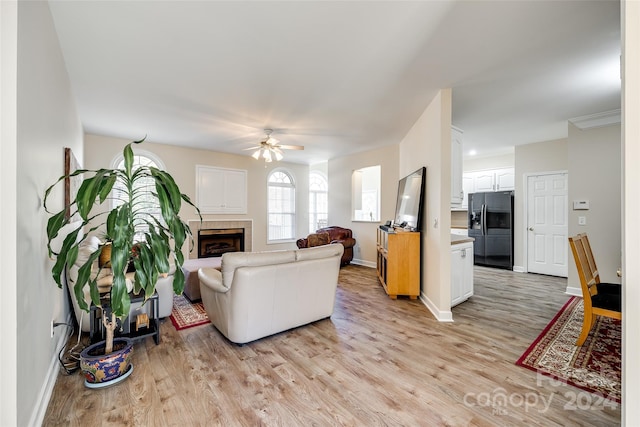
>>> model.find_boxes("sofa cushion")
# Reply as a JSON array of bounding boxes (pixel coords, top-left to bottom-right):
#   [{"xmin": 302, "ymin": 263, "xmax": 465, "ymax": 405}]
[
  {"xmin": 296, "ymin": 244, "xmax": 344, "ymax": 262},
  {"xmin": 99, "ymin": 243, "xmax": 112, "ymax": 268},
  {"xmin": 307, "ymin": 232, "xmax": 330, "ymax": 247},
  {"xmin": 76, "ymin": 235, "xmax": 101, "ymax": 266},
  {"xmin": 221, "ymin": 250, "xmax": 296, "ymax": 289}
]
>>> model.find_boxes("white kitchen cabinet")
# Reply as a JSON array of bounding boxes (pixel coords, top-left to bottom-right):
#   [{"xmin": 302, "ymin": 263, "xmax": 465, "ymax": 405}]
[
  {"xmin": 473, "ymin": 171, "xmax": 496, "ymax": 192},
  {"xmin": 494, "ymin": 167, "xmax": 515, "ymax": 191},
  {"xmin": 196, "ymin": 165, "xmax": 247, "ymax": 214},
  {"xmin": 461, "ymin": 167, "xmax": 515, "ymax": 208},
  {"xmin": 461, "ymin": 174, "xmax": 474, "ymax": 208},
  {"xmin": 450, "ymin": 228, "xmax": 468, "ymax": 236},
  {"xmin": 451, "ymin": 241, "xmax": 474, "ymax": 307},
  {"xmin": 450, "ymin": 127, "xmax": 464, "ymax": 206}
]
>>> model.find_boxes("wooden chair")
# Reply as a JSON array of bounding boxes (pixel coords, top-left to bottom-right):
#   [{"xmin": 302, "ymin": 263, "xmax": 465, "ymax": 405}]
[{"xmin": 568, "ymin": 233, "xmax": 621, "ymax": 346}]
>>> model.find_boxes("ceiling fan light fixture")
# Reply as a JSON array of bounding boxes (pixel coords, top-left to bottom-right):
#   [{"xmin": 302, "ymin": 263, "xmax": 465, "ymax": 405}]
[
  {"xmin": 266, "ymin": 136, "xmax": 279, "ymax": 146},
  {"xmin": 249, "ymin": 129, "xmax": 304, "ymax": 163}
]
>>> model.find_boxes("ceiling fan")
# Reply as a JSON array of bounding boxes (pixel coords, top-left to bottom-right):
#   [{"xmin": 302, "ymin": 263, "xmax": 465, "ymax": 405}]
[{"xmin": 245, "ymin": 129, "xmax": 304, "ymax": 162}]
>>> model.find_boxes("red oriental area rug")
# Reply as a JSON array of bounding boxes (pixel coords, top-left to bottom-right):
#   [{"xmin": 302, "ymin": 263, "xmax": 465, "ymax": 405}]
[
  {"xmin": 170, "ymin": 294, "xmax": 210, "ymax": 331},
  {"xmin": 516, "ymin": 297, "xmax": 621, "ymax": 403}
]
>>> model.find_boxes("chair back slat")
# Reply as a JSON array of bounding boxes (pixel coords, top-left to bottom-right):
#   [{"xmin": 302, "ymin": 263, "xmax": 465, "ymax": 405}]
[
  {"xmin": 568, "ymin": 235, "xmax": 597, "ymax": 301},
  {"xmin": 578, "ymin": 233, "xmax": 601, "ymax": 285}
]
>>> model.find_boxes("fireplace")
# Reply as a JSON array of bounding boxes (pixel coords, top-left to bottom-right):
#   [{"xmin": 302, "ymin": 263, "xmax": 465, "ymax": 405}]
[{"xmin": 198, "ymin": 228, "xmax": 245, "ymax": 258}]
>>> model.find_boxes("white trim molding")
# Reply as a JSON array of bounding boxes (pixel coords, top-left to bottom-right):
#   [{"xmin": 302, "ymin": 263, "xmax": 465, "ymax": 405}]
[
  {"xmin": 420, "ymin": 292, "xmax": 453, "ymax": 322},
  {"xmin": 31, "ymin": 314, "xmax": 73, "ymax": 427},
  {"xmin": 569, "ymin": 109, "xmax": 621, "ymax": 130},
  {"xmin": 350, "ymin": 258, "xmax": 376, "ymax": 269},
  {"xmin": 565, "ymin": 286, "xmax": 582, "ymax": 297}
]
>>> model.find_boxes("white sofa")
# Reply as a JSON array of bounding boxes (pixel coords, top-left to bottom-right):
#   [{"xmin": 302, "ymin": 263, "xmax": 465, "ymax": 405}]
[
  {"xmin": 198, "ymin": 244, "xmax": 344, "ymax": 344},
  {"xmin": 68, "ymin": 235, "xmax": 175, "ymax": 332}
]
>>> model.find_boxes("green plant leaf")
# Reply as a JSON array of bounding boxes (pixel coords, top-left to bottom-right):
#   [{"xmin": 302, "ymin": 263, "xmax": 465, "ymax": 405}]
[
  {"xmin": 105, "ymin": 209, "xmax": 118, "ymax": 241},
  {"xmin": 110, "ymin": 273, "xmax": 130, "ymax": 318},
  {"xmin": 148, "ymin": 231, "xmax": 170, "ymax": 273},
  {"xmin": 98, "ymin": 173, "xmax": 117, "ymax": 203},
  {"xmin": 123, "ymin": 143, "xmax": 134, "ymax": 177},
  {"xmin": 151, "ymin": 168, "xmax": 182, "ymax": 212},
  {"xmin": 74, "ymin": 249, "xmax": 101, "ymax": 312},
  {"xmin": 43, "ymin": 168, "xmax": 89, "ymax": 213},
  {"xmin": 136, "ymin": 243, "xmax": 153, "ymax": 290},
  {"xmin": 75, "ymin": 170, "xmax": 113, "ymax": 220},
  {"xmin": 173, "ymin": 266, "xmax": 185, "ymax": 294},
  {"xmin": 46, "ymin": 211, "xmax": 68, "ymax": 255},
  {"xmin": 112, "ymin": 205, "xmax": 132, "ymax": 248},
  {"xmin": 50, "ymin": 226, "xmax": 83, "ymax": 287}
]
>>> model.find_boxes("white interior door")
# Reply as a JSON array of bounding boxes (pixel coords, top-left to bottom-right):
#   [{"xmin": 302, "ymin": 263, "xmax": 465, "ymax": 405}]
[{"xmin": 526, "ymin": 173, "xmax": 568, "ymax": 277}]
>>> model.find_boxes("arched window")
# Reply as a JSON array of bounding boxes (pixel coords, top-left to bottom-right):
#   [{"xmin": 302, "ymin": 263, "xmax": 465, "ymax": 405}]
[
  {"xmin": 309, "ymin": 171, "xmax": 328, "ymax": 233},
  {"xmin": 110, "ymin": 150, "xmax": 166, "ymax": 242},
  {"xmin": 267, "ymin": 169, "xmax": 296, "ymax": 242}
]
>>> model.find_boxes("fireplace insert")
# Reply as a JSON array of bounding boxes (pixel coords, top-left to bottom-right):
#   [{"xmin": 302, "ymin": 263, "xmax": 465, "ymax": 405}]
[{"xmin": 198, "ymin": 228, "xmax": 244, "ymax": 258}]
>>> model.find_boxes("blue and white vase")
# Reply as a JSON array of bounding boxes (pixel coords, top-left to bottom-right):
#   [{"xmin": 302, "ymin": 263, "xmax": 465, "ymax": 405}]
[{"xmin": 80, "ymin": 337, "xmax": 133, "ymax": 385}]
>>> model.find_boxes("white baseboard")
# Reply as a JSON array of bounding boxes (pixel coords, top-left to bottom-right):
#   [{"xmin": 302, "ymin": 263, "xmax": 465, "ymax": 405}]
[
  {"xmin": 513, "ymin": 265, "xmax": 525, "ymax": 273},
  {"xmin": 565, "ymin": 286, "xmax": 582, "ymax": 297},
  {"xmin": 350, "ymin": 258, "xmax": 376, "ymax": 269},
  {"xmin": 30, "ymin": 313, "xmax": 73, "ymax": 427},
  {"xmin": 419, "ymin": 292, "xmax": 453, "ymax": 322}
]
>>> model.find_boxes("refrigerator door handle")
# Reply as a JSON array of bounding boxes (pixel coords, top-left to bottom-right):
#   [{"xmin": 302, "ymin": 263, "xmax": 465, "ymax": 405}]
[{"xmin": 482, "ymin": 204, "xmax": 487, "ymax": 235}]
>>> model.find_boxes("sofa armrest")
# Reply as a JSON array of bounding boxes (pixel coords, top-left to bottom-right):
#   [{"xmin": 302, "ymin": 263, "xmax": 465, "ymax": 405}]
[
  {"xmin": 332, "ymin": 237, "xmax": 356, "ymax": 249},
  {"xmin": 198, "ymin": 268, "xmax": 228, "ymax": 293}
]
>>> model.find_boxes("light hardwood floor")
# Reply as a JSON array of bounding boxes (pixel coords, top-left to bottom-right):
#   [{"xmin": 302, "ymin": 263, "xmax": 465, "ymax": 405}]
[{"xmin": 43, "ymin": 265, "xmax": 620, "ymax": 426}]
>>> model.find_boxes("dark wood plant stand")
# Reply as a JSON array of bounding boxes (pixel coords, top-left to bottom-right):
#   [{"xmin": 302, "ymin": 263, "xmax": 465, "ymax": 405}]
[{"xmin": 89, "ymin": 291, "xmax": 160, "ymax": 345}]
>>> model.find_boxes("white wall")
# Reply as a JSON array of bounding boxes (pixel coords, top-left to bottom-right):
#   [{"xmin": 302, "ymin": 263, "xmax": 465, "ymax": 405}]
[
  {"xmin": 327, "ymin": 90, "xmax": 453, "ymax": 320},
  {"xmin": 622, "ymin": 1, "xmax": 640, "ymax": 422},
  {"xmin": 513, "ymin": 138, "xmax": 568, "ymax": 270},
  {"xmin": 11, "ymin": 2, "xmax": 84, "ymax": 425},
  {"xmin": 567, "ymin": 123, "xmax": 621, "ymax": 290},
  {"xmin": 463, "ymin": 153, "xmax": 514, "ymax": 172},
  {"xmin": 328, "ymin": 144, "xmax": 398, "ymax": 266},
  {"xmin": 0, "ymin": 2, "xmax": 18, "ymax": 425},
  {"xmin": 84, "ymin": 134, "xmax": 309, "ymax": 256},
  {"xmin": 399, "ymin": 89, "xmax": 452, "ymax": 319}
]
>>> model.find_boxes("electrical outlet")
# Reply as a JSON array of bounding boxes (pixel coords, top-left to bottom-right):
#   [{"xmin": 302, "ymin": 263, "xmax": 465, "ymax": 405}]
[{"xmin": 50, "ymin": 320, "xmax": 55, "ymax": 338}]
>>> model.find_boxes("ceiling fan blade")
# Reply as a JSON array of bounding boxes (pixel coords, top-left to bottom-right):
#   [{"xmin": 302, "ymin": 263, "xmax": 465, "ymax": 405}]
[{"xmin": 277, "ymin": 144, "xmax": 304, "ymax": 151}]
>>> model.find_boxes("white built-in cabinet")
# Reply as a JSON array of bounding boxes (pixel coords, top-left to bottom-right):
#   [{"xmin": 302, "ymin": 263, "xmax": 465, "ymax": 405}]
[
  {"xmin": 494, "ymin": 168, "xmax": 515, "ymax": 191},
  {"xmin": 461, "ymin": 167, "xmax": 515, "ymax": 208},
  {"xmin": 450, "ymin": 127, "xmax": 464, "ymax": 206},
  {"xmin": 451, "ymin": 241, "xmax": 474, "ymax": 307},
  {"xmin": 196, "ymin": 165, "xmax": 247, "ymax": 214}
]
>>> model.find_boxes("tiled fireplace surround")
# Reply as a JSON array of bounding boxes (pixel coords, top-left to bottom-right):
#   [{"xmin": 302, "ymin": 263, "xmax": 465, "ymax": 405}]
[{"xmin": 188, "ymin": 220, "xmax": 253, "ymax": 259}]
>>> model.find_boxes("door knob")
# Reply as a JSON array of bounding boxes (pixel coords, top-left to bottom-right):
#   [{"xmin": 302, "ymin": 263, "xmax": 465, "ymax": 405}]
[{"xmin": 528, "ymin": 227, "xmax": 534, "ymax": 231}]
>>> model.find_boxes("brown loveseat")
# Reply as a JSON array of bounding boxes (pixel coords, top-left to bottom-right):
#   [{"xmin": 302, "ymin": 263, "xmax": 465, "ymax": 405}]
[{"xmin": 296, "ymin": 226, "xmax": 356, "ymax": 266}]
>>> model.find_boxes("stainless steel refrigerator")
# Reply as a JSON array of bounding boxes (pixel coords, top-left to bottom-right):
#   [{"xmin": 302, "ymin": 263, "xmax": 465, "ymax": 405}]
[{"xmin": 468, "ymin": 191, "xmax": 514, "ymax": 269}]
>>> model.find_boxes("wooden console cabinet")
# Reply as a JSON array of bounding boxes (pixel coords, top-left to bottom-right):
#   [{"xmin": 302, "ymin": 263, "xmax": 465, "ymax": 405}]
[{"xmin": 376, "ymin": 227, "xmax": 421, "ymax": 299}]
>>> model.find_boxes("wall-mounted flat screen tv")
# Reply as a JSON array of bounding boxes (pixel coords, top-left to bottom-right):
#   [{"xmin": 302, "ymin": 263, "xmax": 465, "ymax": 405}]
[{"xmin": 394, "ymin": 167, "xmax": 426, "ymax": 232}]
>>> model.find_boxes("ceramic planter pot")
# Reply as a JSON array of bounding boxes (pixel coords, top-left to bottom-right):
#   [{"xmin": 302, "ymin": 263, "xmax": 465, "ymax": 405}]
[{"xmin": 80, "ymin": 337, "xmax": 133, "ymax": 386}]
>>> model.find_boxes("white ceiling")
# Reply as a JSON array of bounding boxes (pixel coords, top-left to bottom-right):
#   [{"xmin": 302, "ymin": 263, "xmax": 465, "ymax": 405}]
[{"xmin": 48, "ymin": 0, "xmax": 621, "ymax": 164}]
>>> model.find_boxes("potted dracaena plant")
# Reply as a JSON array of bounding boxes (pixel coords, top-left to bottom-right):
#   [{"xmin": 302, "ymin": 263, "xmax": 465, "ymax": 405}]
[{"xmin": 45, "ymin": 138, "xmax": 201, "ymax": 385}]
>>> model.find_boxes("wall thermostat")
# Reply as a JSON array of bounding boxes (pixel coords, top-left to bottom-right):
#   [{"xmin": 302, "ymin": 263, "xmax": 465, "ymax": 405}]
[{"xmin": 573, "ymin": 200, "xmax": 590, "ymax": 210}]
